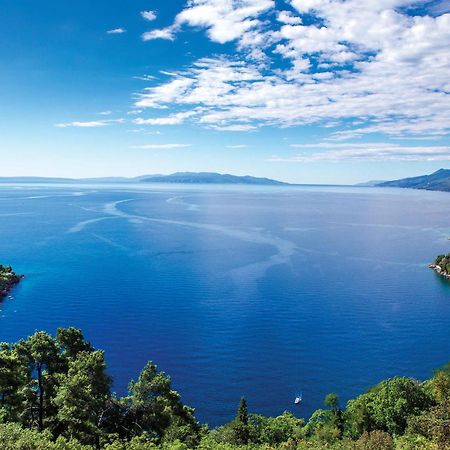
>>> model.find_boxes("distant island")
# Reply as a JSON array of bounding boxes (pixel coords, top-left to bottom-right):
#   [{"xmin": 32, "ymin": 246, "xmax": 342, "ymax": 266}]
[
  {"xmin": 429, "ymin": 254, "xmax": 450, "ymax": 280},
  {"xmin": 376, "ymin": 169, "xmax": 450, "ymax": 192},
  {"xmin": 0, "ymin": 265, "xmax": 23, "ymax": 298},
  {"xmin": 0, "ymin": 172, "xmax": 289, "ymax": 186},
  {"xmin": 140, "ymin": 172, "xmax": 289, "ymax": 185}
]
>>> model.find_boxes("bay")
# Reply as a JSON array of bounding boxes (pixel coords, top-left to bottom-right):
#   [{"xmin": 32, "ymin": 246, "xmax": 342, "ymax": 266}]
[{"xmin": 1, "ymin": 183, "xmax": 449, "ymax": 426}]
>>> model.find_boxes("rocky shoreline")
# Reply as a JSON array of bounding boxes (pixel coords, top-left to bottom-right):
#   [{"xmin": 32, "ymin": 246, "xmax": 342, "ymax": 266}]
[
  {"xmin": 0, "ymin": 265, "xmax": 24, "ymax": 298},
  {"xmin": 429, "ymin": 263, "xmax": 450, "ymax": 280}
]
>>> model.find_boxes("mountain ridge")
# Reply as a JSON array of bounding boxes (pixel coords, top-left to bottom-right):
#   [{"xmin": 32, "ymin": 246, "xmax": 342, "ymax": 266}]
[
  {"xmin": 140, "ymin": 172, "xmax": 289, "ymax": 185},
  {"xmin": 0, "ymin": 172, "xmax": 289, "ymax": 186},
  {"xmin": 377, "ymin": 169, "xmax": 450, "ymax": 191}
]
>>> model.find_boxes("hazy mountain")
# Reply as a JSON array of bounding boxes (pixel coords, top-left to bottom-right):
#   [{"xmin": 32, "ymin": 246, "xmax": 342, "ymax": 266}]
[
  {"xmin": 0, "ymin": 177, "xmax": 76, "ymax": 183},
  {"xmin": 0, "ymin": 173, "xmax": 288, "ymax": 186},
  {"xmin": 139, "ymin": 172, "xmax": 289, "ymax": 185},
  {"xmin": 377, "ymin": 169, "xmax": 450, "ymax": 192},
  {"xmin": 354, "ymin": 180, "xmax": 387, "ymax": 187},
  {"xmin": 0, "ymin": 176, "xmax": 144, "ymax": 184}
]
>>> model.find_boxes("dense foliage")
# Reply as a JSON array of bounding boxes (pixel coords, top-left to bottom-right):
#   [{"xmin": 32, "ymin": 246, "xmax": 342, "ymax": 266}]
[
  {"xmin": 0, "ymin": 264, "xmax": 22, "ymax": 297},
  {"xmin": 0, "ymin": 328, "xmax": 449, "ymax": 449},
  {"xmin": 0, "ymin": 328, "xmax": 200, "ymax": 448}
]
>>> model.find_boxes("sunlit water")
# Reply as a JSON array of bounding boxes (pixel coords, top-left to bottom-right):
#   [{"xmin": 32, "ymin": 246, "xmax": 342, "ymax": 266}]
[{"xmin": 1, "ymin": 183, "xmax": 450, "ymax": 425}]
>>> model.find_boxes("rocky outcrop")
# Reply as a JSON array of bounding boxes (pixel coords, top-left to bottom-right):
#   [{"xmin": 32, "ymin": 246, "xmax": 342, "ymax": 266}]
[
  {"xmin": 0, "ymin": 266, "xmax": 23, "ymax": 298},
  {"xmin": 429, "ymin": 263, "xmax": 450, "ymax": 280}
]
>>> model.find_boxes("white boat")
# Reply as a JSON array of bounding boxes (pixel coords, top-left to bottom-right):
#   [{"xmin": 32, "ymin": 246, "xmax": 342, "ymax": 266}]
[{"xmin": 294, "ymin": 393, "xmax": 302, "ymax": 405}]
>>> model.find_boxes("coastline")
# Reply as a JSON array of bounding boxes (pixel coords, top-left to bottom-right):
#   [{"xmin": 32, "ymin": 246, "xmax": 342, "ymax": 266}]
[
  {"xmin": 0, "ymin": 267, "xmax": 23, "ymax": 298},
  {"xmin": 429, "ymin": 263, "xmax": 450, "ymax": 280}
]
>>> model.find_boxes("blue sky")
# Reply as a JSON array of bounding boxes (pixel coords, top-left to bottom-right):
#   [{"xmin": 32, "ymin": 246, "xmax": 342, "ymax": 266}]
[{"xmin": 1, "ymin": 0, "xmax": 449, "ymax": 184}]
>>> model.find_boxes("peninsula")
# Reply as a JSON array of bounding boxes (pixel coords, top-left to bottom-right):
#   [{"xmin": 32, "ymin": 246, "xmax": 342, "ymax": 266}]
[
  {"xmin": 377, "ymin": 169, "xmax": 450, "ymax": 192},
  {"xmin": 0, "ymin": 265, "xmax": 23, "ymax": 298},
  {"xmin": 429, "ymin": 254, "xmax": 450, "ymax": 280}
]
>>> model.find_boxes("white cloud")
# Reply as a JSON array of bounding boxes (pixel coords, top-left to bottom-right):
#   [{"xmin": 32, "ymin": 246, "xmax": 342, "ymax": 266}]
[
  {"xmin": 141, "ymin": 10, "xmax": 157, "ymax": 21},
  {"xmin": 227, "ymin": 144, "xmax": 248, "ymax": 148},
  {"xmin": 277, "ymin": 11, "xmax": 302, "ymax": 25},
  {"xmin": 136, "ymin": 76, "xmax": 195, "ymax": 108},
  {"xmin": 270, "ymin": 143, "xmax": 450, "ymax": 162},
  {"xmin": 142, "ymin": 26, "xmax": 177, "ymax": 41},
  {"xmin": 141, "ymin": 0, "xmax": 275, "ymax": 46},
  {"xmin": 134, "ymin": 111, "xmax": 197, "ymax": 125},
  {"xmin": 107, "ymin": 28, "xmax": 126, "ymax": 34},
  {"xmin": 130, "ymin": 144, "xmax": 192, "ymax": 149},
  {"xmin": 134, "ymin": 2, "xmax": 450, "ymax": 140},
  {"xmin": 174, "ymin": 0, "xmax": 274, "ymax": 44},
  {"xmin": 55, "ymin": 119, "xmax": 124, "ymax": 128}
]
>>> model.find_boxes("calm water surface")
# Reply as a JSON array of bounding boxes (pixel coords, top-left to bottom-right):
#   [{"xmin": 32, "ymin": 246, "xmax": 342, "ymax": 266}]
[{"xmin": 1, "ymin": 183, "xmax": 449, "ymax": 425}]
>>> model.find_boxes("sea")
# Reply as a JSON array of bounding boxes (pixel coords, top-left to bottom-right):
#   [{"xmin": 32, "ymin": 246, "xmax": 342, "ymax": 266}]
[{"xmin": 0, "ymin": 183, "xmax": 449, "ymax": 426}]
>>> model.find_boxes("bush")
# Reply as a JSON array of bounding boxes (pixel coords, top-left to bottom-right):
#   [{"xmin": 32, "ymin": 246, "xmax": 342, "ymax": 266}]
[
  {"xmin": 395, "ymin": 434, "xmax": 437, "ymax": 450},
  {"xmin": 346, "ymin": 377, "xmax": 432, "ymax": 436},
  {"xmin": 355, "ymin": 431, "xmax": 393, "ymax": 450},
  {"xmin": 0, "ymin": 422, "xmax": 92, "ymax": 450}
]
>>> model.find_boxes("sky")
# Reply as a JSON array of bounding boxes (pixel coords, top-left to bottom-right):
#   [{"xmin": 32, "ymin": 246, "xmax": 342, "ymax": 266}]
[{"xmin": 1, "ymin": 0, "xmax": 449, "ymax": 184}]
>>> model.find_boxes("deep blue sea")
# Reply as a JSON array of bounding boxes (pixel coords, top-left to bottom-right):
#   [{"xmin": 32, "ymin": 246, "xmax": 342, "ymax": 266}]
[{"xmin": 1, "ymin": 183, "xmax": 450, "ymax": 426}]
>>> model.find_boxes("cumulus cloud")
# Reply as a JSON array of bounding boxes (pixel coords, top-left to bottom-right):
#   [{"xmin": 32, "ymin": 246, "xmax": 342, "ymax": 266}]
[
  {"xmin": 141, "ymin": 0, "xmax": 274, "ymax": 46},
  {"xmin": 141, "ymin": 10, "xmax": 157, "ymax": 21},
  {"xmin": 277, "ymin": 10, "xmax": 302, "ymax": 25},
  {"xmin": 174, "ymin": 0, "xmax": 274, "ymax": 44},
  {"xmin": 135, "ymin": 0, "xmax": 450, "ymax": 140}
]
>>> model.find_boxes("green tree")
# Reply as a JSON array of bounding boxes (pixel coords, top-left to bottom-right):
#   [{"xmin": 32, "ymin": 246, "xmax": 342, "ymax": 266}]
[
  {"xmin": 53, "ymin": 351, "xmax": 111, "ymax": 447},
  {"xmin": 256, "ymin": 411, "xmax": 305, "ymax": 444},
  {"xmin": 304, "ymin": 408, "xmax": 334, "ymax": 437},
  {"xmin": 18, "ymin": 331, "xmax": 60, "ymax": 431},
  {"xmin": 355, "ymin": 430, "xmax": 394, "ymax": 450},
  {"xmin": 229, "ymin": 397, "xmax": 250, "ymax": 445},
  {"xmin": 237, "ymin": 397, "xmax": 248, "ymax": 425},
  {"xmin": 324, "ymin": 393, "xmax": 344, "ymax": 432},
  {"xmin": 324, "ymin": 393, "xmax": 339, "ymax": 411},
  {"xmin": 346, "ymin": 377, "xmax": 433, "ymax": 437},
  {"xmin": 127, "ymin": 361, "xmax": 199, "ymax": 446},
  {"xmin": 0, "ymin": 343, "xmax": 27, "ymax": 422},
  {"xmin": 57, "ymin": 327, "xmax": 93, "ymax": 361},
  {"xmin": 370, "ymin": 377, "xmax": 432, "ymax": 435},
  {"xmin": 428, "ymin": 363, "xmax": 450, "ymax": 405},
  {"xmin": 345, "ymin": 392, "xmax": 374, "ymax": 438}
]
